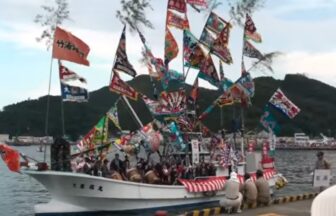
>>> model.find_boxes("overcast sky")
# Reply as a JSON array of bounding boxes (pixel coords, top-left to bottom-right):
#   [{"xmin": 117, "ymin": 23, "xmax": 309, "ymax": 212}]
[{"xmin": 0, "ymin": 0, "xmax": 336, "ymax": 110}]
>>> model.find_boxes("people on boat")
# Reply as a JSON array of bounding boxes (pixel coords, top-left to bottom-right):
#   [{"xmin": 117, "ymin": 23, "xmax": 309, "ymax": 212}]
[
  {"xmin": 255, "ymin": 169, "xmax": 271, "ymax": 206},
  {"xmin": 241, "ymin": 173, "xmax": 257, "ymax": 206},
  {"xmin": 220, "ymin": 171, "xmax": 243, "ymax": 213},
  {"xmin": 101, "ymin": 159, "xmax": 111, "ymax": 178},
  {"xmin": 110, "ymin": 153, "xmax": 123, "ymax": 173}
]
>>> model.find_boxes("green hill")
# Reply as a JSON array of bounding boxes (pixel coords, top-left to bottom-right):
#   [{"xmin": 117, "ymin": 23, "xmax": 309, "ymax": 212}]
[{"xmin": 0, "ymin": 74, "xmax": 335, "ymax": 139}]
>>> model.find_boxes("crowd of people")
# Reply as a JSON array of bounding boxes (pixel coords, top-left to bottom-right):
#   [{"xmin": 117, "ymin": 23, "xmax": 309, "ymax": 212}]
[{"xmin": 72, "ymin": 153, "xmax": 218, "ymax": 185}]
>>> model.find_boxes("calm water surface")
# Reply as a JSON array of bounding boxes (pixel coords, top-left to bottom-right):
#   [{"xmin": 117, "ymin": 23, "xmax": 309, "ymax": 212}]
[{"xmin": 1, "ymin": 147, "xmax": 335, "ymax": 216}]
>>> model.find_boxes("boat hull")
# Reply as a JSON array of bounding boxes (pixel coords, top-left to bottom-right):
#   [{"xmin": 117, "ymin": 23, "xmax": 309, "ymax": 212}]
[{"xmin": 24, "ymin": 170, "xmax": 225, "ymax": 215}]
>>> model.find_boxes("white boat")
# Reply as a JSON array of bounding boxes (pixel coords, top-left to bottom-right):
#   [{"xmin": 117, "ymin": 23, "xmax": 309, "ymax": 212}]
[{"xmin": 24, "ymin": 170, "xmax": 226, "ymax": 215}]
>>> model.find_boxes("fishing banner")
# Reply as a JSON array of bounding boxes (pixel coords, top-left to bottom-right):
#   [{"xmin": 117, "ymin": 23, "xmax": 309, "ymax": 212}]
[
  {"xmin": 199, "ymin": 28, "xmax": 216, "ymax": 48},
  {"xmin": 77, "ymin": 116, "xmax": 109, "ymax": 155},
  {"xmin": 106, "ymin": 102, "xmax": 122, "ymax": 130},
  {"xmin": 60, "ymin": 83, "xmax": 89, "ymax": 102},
  {"xmin": 243, "ymin": 40, "xmax": 264, "ymax": 60},
  {"xmin": 198, "ymin": 54, "xmax": 220, "ymax": 87},
  {"xmin": 158, "ymin": 89, "xmax": 186, "ymax": 114},
  {"xmin": 244, "ymin": 14, "xmax": 262, "ymax": 43},
  {"xmin": 164, "ymin": 28, "xmax": 179, "ymax": 64},
  {"xmin": 168, "ymin": 121, "xmax": 186, "ymax": 150},
  {"xmin": 260, "ymin": 105, "xmax": 280, "ymax": 135},
  {"xmin": 211, "ymin": 24, "xmax": 233, "ymax": 64},
  {"xmin": 235, "ymin": 72, "xmax": 255, "ymax": 97},
  {"xmin": 167, "ymin": 10, "xmax": 190, "ymax": 30},
  {"xmin": 59, "ymin": 62, "xmax": 89, "ymax": 102},
  {"xmin": 52, "ymin": 26, "xmax": 90, "ymax": 66},
  {"xmin": 161, "ymin": 69, "xmax": 184, "ymax": 90},
  {"xmin": 109, "ymin": 72, "xmax": 138, "ymax": 100},
  {"xmin": 168, "ymin": 0, "xmax": 187, "ymax": 13},
  {"xmin": 183, "ymin": 30, "xmax": 206, "ymax": 69},
  {"xmin": 113, "ymin": 26, "xmax": 137, "ymax": 77},
  {"xmin": 269, "ymin": 88, "xmax": 301, "ymax": 119},
  {"xmin": 205, "ymin": 12, "xmax": 227, "ymax": 35}
]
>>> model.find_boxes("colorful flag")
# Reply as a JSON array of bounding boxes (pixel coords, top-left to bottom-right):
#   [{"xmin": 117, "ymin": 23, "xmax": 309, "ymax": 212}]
[
  {"xmin": 60, "ymin": 83, "xmax": 89, "ymax": 102},
  {"xmin": 0, "ymin": 144, "xmax": 20, "ymax": 172},
  {"xmin": 216, "ymin": 90, "xmax": 234, "ymax": 107},
  {"xmin": 113, "ymin": 26, "xmax": 137, "ymax": 77},
  {"xmin": 109, "ymin": 72, "xmax": 138, "ymax": 100},
  {"xmin": 106, "ymin": 104, "xmax": 122, "ymax": 130},
  {"xmin": 213, "ymin": 22, "xmax": 231, "ymax": 46},
  {"xmin": 158, "ymin": 89, "xmax": 186, "ymax": 114},
  {"xmin": 94, "ymin": 116, "xmax": 108, "ymax": 144},
  {"xmin": 211, "ymin": 24, "xmax": 233, "ymax": 64},
  {"xmin": 205, "ymin": 12, "xmax": 227, "ymax": 35},
  {"xmin": 244, "ymin": 14, "xmax": 262, "ymax": 43},
  {"xmin": 59, "ymin": 62, "xmax": 89, "ymax": 102},
  {"xmin": 52, "ymin": 26, "xmax": 90, "ymax": 66},
  {"xmin": 168, "ymin": 0, "xmax": 187, "ymax": 13},
  {"xmin": 142, "ymin": 94, "xmax": 160, "ymax": 114},
  {"xmin": 235, "ymin": 72, "xmax": 255, "ymax": 97},
  {"xmin": 243, "ymin": 40, "xmax": 264, "ymax": 60},
  {"xmin": 162, "ymin": 69, "xmax": 184, "ymax": 89},
  {"xmin": 183, "ymin": 30, "xmax": 206, "ymax": 69},
  {"xmin": 79, "ymin": 116, "xmax": 109, "ymax": 155},
  {"xmin": 164, "ymin": 28, "xmax": 179, "ymax": 65},
  {"xmin": 199, "ymin": 28, "xmax": 217, "ymax": 48},
  {"xmin": 168, "ymin": 122, "xmax": 186, "ymax": 150},
  {"xmin": 167, "ymin": 10, "xmax": 190, "ymax": 30},
  {"xmin": 260, "ymin": 105, "xmax": 280, "ymax": 135},
  {"xmin": 188, "ymin": 77, "xmax": 199, "ymax": 105},
  {"xmin": 269, "ymin": 88, "xmax": 301, "ymax": 119},
  {"xmin": 198, "ymin": 54, "xmax": 220, "ymax": 87},
  {"xmin": 59, "ymin": 62, "xmax": 87, "ymax": 84},
  {"xmin": 186, "ymin": 0, "xmax": 207, "ymax": 7}
]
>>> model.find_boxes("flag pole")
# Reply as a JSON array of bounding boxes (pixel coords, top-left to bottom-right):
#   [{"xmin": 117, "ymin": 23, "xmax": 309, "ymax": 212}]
[{"xmin": 43, "ymin": 53, "xmax": 54, "ymax": 162}]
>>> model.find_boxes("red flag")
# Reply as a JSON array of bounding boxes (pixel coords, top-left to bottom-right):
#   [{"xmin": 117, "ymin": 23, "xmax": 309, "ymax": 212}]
[
  {"xmin": 164, "ymin": 28, "xmax": 179, "ymax": 64},
  {"xmin": 167, "ymin": 10, "xmax": 190, "ymax": 30},
  {"xmin": 244, "ymin": 14, "xmax": 262, "ymax": 43},
  {"xmin": 211, "ymin": 24, "xmax": 233, "ymax": 64},
  {"xmin": 109, "ymin": 72, "xmax": 138, "ymax": 100},
  {"xmin": 0, "ymin": 144, "xmax": 20, "ymax": 172},
  {"xmin": 168, "ymin": 0, "xmax": 187, "ymax": 13},
  {"xmin": 52, "ymin": 26, "xmax": 90, "ymax": 66}
]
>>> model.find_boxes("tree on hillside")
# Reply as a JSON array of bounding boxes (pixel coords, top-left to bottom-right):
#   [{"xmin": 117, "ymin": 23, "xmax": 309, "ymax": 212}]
[
  {"xmin": 34, "ymin": 0, "xmax": 70, "ymax": 50},
  {"xmin": 116, "ymin": 0, "xmax": 153, "ymax": 31}
]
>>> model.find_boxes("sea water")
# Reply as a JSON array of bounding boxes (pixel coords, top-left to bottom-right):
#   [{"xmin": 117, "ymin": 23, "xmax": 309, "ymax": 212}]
[{"xmin": 0, "ymin": 147, "xmax": 334, "ymax": 216}]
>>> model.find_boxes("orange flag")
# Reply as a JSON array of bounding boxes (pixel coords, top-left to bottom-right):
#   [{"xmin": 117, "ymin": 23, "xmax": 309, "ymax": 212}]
[
  {"xmin": 0, "ymin": 144, "xmax": 20, "ymax": 172},
  {"xmin": 52, "ymin": 26, "xmax": 90, "ymax": 66}
]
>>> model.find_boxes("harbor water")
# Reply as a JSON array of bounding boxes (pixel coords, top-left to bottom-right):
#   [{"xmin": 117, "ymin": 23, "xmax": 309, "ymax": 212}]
[{"xmin": 0, "ymin": 146, "xmax": 334, "ymax": 216}]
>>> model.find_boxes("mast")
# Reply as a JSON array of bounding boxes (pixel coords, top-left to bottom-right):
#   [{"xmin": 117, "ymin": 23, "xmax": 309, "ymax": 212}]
[
  {"xmin": 43, "ymin": 54, "xmax": 54, "ymax": 162},
  {"xmin": 121, "ymin": 95, "xmax": 144, "ymax": 128}
]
